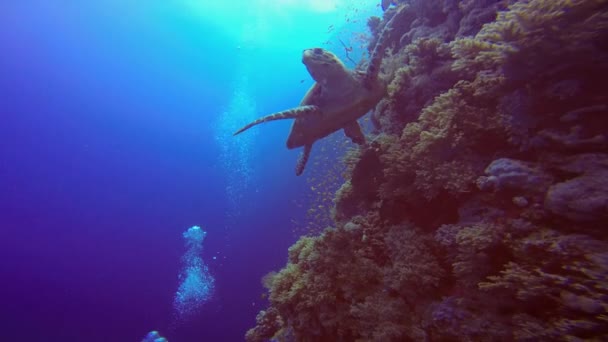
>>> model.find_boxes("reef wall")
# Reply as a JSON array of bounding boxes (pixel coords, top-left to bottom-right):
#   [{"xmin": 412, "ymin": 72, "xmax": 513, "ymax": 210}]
[{"xmin": 247, "ymin": 0, "xmax": 608, "ymax": 340}]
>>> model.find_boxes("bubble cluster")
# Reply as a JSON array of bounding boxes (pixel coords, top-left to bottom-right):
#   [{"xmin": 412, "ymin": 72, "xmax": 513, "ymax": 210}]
[
  {"xmin": 213, "ymin": 75, "xmax": 259, "ymax": 224},
  {"xmin": 172, "ymin": 226, "xmax": 214, "ymax": 323},
  {"xmin": 141, "ymin": 331, "xmax": 168, "ymax": 342}
]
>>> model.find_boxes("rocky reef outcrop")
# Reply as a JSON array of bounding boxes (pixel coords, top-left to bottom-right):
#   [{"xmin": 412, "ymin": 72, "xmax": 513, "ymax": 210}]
[{"xmin": 247, "ymin": 0, "xmax": 608, "ymax": 340}]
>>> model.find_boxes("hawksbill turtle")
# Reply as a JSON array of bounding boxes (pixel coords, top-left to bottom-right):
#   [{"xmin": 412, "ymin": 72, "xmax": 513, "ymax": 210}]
[{"xmin": 234, "ymin": 6, "xmax": 405, "ymax": 175}]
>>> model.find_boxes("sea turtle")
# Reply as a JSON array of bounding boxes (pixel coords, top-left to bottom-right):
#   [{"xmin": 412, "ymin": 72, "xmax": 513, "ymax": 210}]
[{"xmin": 234, "ymin": 6, "xmax": 405, "ymax": 175}]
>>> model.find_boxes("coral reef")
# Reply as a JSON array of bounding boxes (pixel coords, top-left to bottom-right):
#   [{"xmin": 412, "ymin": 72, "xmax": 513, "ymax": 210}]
[
  {"xmin": 247, "ymin": 0, "xmax": 608, "ymax": 340},
  {"xmin": 247, "ymin": 215, "xmax": 444, "ymax": 341}
]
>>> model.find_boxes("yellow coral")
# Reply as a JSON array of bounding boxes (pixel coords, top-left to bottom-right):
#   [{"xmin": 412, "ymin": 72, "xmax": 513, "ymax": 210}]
[{"xmin": 386, "ymin": 66, "xmax": 411, "ymax": 97}]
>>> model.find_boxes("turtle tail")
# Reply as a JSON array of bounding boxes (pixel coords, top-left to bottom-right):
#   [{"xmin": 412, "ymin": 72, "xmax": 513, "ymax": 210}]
[
  {"xmin": 364, "ymin": 4, "xmax": 408, "ymax": 88},
  {"xmin": 233, "ymin": 105, "xmax": 319, "ymax": 135},
  {"xmin": 295, "ymin": 144, "xmax": 312, "ymax": 176}
]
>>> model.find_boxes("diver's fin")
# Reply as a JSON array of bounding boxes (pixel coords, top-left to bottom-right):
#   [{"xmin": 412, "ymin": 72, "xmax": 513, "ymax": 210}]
[
  {"xmin": 233, "ymin": 105, "xmax": 319, "ymax": 135},
  {"xmin": 295, "ymin": 143, "xmax": 313, "ymax": 176},
  {"xmin": 344, "ymin": 121, "xmax": 366, "ymax": 145}
]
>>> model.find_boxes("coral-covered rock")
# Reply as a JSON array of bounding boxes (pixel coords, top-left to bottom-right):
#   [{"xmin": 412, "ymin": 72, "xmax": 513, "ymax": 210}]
[
  {"xmin": 477, "ymin": 158, "xmax": 552, "ymax": 193},
  {"xmin": 245, "ymin": 308, "xmax": 282, "ymax": 342},
  {"xmin": 545, "ymin": 169, "xmax": 608, "ymax": 222},
  {"xmin": 542, "ymin": 153, "xmax": 608, "ymax": 222}
]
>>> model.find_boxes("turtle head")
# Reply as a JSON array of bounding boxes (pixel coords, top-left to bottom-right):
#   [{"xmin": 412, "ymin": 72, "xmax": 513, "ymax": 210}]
[{"xmin": 302, "ymin": 48, "xmax": 349, "ymax": 83}]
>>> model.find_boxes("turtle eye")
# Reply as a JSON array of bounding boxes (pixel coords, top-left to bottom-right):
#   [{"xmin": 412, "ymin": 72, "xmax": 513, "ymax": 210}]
[{"xmin": 313, "ymin": 48, "xmax": 323, "ymax": 55}]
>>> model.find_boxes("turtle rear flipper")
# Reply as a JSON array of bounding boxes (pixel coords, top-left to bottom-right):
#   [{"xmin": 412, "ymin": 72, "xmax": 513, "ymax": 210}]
[
  {"xmin": 233, "ymin": 105, "xmax": 319, "ymax": 135},
  {"xmin": 343, "ymin": 121, "xmax": 365, "ymax": 145},
  {"xmin": 295, "ymin": 143, "xmax": 313, "ymax": 176}
]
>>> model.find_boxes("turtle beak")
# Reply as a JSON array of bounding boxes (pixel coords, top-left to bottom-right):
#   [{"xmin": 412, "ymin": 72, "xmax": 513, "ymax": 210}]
[
  {"xmin": 303, "ymin": 49, "xmax": 312, "ymax": 55},
  {"xmin": 302, "ymin": 49, "xmax": 312, "ymax": 63}
]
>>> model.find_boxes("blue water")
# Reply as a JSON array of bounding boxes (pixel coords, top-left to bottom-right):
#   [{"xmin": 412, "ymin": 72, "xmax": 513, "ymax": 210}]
[{"xmin": 0, "ymin": 1, "xmax": 379, "ymax": 341}]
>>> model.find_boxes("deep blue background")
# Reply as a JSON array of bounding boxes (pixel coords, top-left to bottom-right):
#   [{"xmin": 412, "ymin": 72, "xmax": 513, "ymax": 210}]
[{"xmin": 0, "ymin": 1, "xmax": 376, "ymax": 341}]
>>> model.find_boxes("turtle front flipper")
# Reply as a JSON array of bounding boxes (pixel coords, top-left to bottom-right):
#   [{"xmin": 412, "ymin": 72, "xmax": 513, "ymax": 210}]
[
  {"xmin": 343, "ymin": 121, "xmax": 365, "ymax": 145},
  {"xmin": 364, "ymin": 4, "xmax": 408, "ymax": 89},
  {"xmin": 234, "ymin": 105, "xmax": 319, "ymax": 135},
  {"xmin": 295, "ymin": 143, "xmax": 313, "ymax": 176}
]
